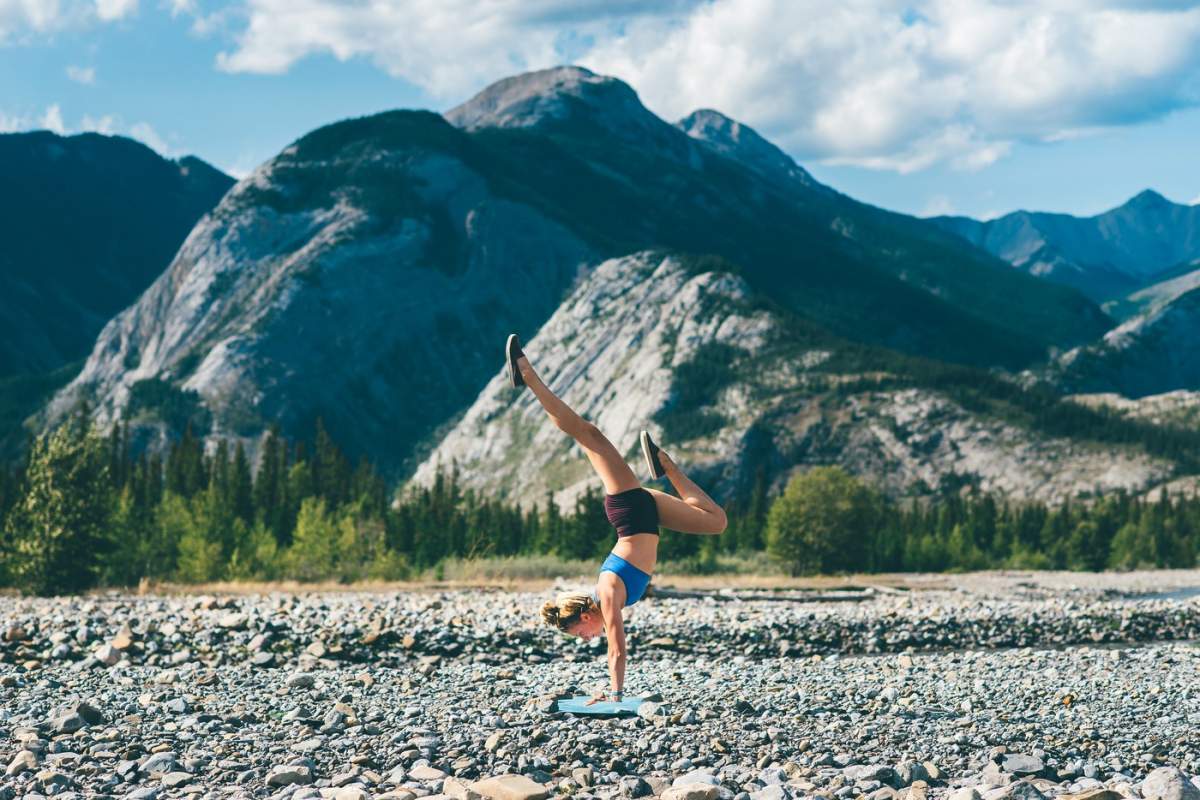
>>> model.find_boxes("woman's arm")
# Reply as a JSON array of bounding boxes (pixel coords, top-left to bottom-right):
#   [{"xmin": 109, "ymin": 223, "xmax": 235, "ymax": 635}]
[{"xmin": 602, "ymin": 602, "xmax": 627, "ymax": 699}]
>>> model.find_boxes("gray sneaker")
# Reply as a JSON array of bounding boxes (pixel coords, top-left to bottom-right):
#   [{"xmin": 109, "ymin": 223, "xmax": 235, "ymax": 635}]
[
  {"xmin": 640, "ymin": 430, "xmax": 665, "ymax": 479},
  {"xmin": 506, "ymin": 334, "xmax": 526, "ymax": 389}
]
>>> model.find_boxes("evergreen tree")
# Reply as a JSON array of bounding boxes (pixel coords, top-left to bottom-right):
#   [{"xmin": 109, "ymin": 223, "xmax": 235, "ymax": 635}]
[{"xmin": 3, "ymin": 418, "xmax": 113, "ymax": 595}]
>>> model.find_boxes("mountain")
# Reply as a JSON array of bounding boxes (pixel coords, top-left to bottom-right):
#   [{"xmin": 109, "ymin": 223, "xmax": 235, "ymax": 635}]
[
  {"xmin": 674, "ymin": 109, "xmax": 820, "ymax": 190},
  {"xmin": 1104, "ymin": 259, "xmax": 1200, "ymax": 321},
  {"xmin": 41, "ymin": 66, "xmax": 1111, "ymax": 477},
  {"xmin": 442, "ymin": 67, "xmax": 1109, "ymax": 369},
  {"xmin": 413, "ymin": 252, "xmax": 1174, "ymax": 509},
  {"xmin": 931, "ymin": 190, "xmax": 1200, "ymax": 301},
  {"xmin": 1048, "ymin": 287, "xmax": 1200, "ymax": 398},
  {"xmin": 0, "ymin": 131, "xmax": 234, "ymax": 378}
]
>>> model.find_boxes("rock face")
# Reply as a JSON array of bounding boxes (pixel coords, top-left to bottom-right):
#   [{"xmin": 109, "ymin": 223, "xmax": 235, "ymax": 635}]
[
  {"xmin": 1069, "ymin": 390, "xmax": 1200, "ymax": 429},
  {"xmin": 445, "ymin": 65, "xmax": 700, "ymax": 167},
  {"xmin": 931, "ymin": 190, "xmax": 1200, "ymax": 301},
  {"xmin": 412, "ymin": 252, "xmax": 1169, "ymax": 509},
  {"xmin": 1050, "ymin": 288, "xmax": 1200, "ymax": 397},
  {"xmin": 675, "ymin": 109, "xmax": 820, "ymax": 190},
  {"xmin": 41, "ymin": 111, "xmax": 595, "ymax": 471},
  {"xmin": 1105, "ymin": 261, "xmax": 1200, "ymax": 321},
  {"xmin": 0, "ymin": 131, "xmax": 233, "ymax": 378}
]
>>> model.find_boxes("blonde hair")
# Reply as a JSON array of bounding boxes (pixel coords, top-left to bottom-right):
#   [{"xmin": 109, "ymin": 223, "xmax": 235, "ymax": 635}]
[{"xmin": 541, "ymin": 592, "xmax": 597, "ymax": 631}]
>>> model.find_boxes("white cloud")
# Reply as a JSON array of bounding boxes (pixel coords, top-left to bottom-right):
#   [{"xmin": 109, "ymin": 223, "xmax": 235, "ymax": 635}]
[
  {"xmin": 214, "ymin": 0, "xmax": 695, "ymax": 93},
  {"xmin": 213, "ymin": 0, "xmax": 1200, "ymax": 174},
  {"xmin": 40, "ymin": 103, "xmax": 66, "ymax": 134},
  {"xmin": 0, "ymin": 0, "xmax": 71, "ymax": 40},
  {"xmin": 0, "ymin": 0, "xmax": 135, "ymax": 41},
  {"xmin": 919, "ymin": 194, "xmax": 956, "ymax": 218},
  {"xmin": 80, "ymin": 112, "xmax": 117, "ymax": 133},
  {"xmin": 66, "ymin": 64, "xmax": 96, "ymax": 84},
  {"xmin": 129, "ymin": 120, "xmax": 172, "ymax": 154},
  {"xmin": 94, "ymin": 0, "xmax": 136, "ymax": 21},
  {"xmin": 0, "ymin": 103, "xmax": 177, "ymax": 155},
  {"xmin": 1191, "ymin": 193, "xmax": 1200, "ymax": 206},
  {"xmin": 582, "ymin": 0, "xmax": 1200, "ymax": 172}
]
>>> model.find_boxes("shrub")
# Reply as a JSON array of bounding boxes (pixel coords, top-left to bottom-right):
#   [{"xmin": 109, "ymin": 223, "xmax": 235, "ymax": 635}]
[{"xmin": 766, "ymin": 466, "xmax": 880, "ymax": 575}]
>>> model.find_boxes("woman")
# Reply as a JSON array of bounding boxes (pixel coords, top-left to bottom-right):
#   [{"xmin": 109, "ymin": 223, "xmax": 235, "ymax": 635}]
[{"xmin": 506, "ymin": 334, "xmax": 727, "ymax": 703}]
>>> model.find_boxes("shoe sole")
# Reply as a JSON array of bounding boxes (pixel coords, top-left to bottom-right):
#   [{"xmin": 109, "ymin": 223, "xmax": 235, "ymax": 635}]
[
  {"xmin": 506, "ymin": 334, "xmax": 524, "ymax": 388},
  {"xmin": 640, "ymin": 430, "xmax": 663, "ymax": 479}
]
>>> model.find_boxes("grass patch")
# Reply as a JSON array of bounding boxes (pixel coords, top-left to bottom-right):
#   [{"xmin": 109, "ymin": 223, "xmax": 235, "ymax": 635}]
[{"xmin": 424, "ymin": 554, "xmax": 597, "ymax": 582}]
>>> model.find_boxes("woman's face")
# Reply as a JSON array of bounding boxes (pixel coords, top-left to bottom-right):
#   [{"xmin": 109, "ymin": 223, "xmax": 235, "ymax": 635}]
[{"xmin": 566, "ymin": 610, "xmax": 604, "ymax": 641}]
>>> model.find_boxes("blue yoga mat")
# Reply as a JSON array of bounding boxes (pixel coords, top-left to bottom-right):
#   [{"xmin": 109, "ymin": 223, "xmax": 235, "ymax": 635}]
[{"xmin": 554, "ymin": 695, "xmax": 646, "ymax": 716}]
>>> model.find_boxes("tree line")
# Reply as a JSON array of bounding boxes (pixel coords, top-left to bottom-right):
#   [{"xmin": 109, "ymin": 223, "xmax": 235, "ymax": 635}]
[
  {"xmin": 0, "ymin": 413, "xmax": 1196, "ymax": 595},
  {"xmin": 762, "ymin": 466, "xmax": 1199, "ymax": 576}
]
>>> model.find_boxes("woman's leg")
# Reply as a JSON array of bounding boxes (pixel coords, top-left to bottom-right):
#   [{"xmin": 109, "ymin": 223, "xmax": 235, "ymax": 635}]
[
  {"xmin": 646, "ymin": 451, "xmax": 727, "ymax": 534},
  {"xmin": 517, "ymin": 355, "xmax": 640, "ymax": 495}
]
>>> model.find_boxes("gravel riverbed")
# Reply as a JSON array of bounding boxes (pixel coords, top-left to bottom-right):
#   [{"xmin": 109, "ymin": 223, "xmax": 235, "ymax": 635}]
[{"xmin": 2, "ymin": 572, "xmax": 1199, "ymax": 800}]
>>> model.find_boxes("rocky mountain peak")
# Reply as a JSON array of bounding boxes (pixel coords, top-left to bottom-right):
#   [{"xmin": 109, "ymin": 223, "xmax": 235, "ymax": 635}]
[
  {"xmin": 444, "ymin": 65, "xmax": 700, "ymax": 165},
  {"xmin": 1124, "ymin": 188, "xmax": 1170, "ymax": 210},
  {"xmin": 676, "ymin": 108, "xmax": 818, "ymax": 188},
  {"xmin": 446, "ymin": 65, "xmax": 647, "ymax": 132}
]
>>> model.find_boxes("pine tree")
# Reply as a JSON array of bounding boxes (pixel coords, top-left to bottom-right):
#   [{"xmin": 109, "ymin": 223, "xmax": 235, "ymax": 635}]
[
  {"xmin": 230, "ymin": 442, "xmax": 254, "ymax": 523},
  {"xmin": 3, "ymin": 418, "xmax": 113, "ymax": 595}
]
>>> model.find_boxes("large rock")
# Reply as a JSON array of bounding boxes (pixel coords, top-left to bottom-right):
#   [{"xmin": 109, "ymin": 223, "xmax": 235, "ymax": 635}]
[
  {"xmin": 1140, "ymin": 768, "xmax": 1200, "ymax": 800},
  {"xmin": 470, "ymin": 774, "xmax": 550, "ymax": 800},
  {"xmin": 267, "ymin": 765, "xmax": 315, "ymax": 786},
  {"xmin": 663, "ymin": 787, "xmax": 721, "ymax": 800}
]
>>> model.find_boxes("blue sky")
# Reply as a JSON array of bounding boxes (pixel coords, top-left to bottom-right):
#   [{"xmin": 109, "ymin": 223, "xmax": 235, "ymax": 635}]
[{"xmin": 2, "ymin": 0, "xmax": 1199, "ymax": 220}]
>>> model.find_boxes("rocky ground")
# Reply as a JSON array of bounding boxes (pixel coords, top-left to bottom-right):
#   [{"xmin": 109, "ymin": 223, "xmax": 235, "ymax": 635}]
[{"xmin": 2, "ymin": 571, "xmax": 1200, "ymax": 800}]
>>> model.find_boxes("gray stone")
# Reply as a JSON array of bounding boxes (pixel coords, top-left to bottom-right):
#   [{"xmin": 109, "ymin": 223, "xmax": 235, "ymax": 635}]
[
  {"xmin": 663, "ymin": 787, "xmax": 721, "ymax": 800},
  {"xmin": 1002, "ymin": 756, "xmax": 1046, "ymax": 777},
  {"xmin": 161, "ymin": 772, "xmax": 193, "ymax": 788},
  {"xmin": 845, "ymin": 766, "xmax": 898, "ymax": 786},
  {"xmin": 6, "ymin": 751, "xmax": 37, "ymax": 776},
  {"xmin": 1002, "ymin": 782, "xmax": 1047, "ymax": 800},
  {"xmin": 470, "ymin": 774, "xmax": 550, "ymax": 800},
  {"xmin": 1140, "ymin": 768, "xmax": 1200, "ymax": 800},
  {"xmin": 268, "ymin": 765, "xmax": 315, "ymax": 786}
]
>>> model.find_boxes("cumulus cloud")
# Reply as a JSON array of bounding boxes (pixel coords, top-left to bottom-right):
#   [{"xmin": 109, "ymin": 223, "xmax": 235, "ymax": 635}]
[
  {"xmin": 582, "ymin": 0, "xmax": 1200, "ymax": 171},
  {"xmin": 80, "ymin": 112, "xmax": 117, "ymax": 133},
  {"xmin": 0, "ymin": 0, "xmax": 72, "ymax": 40},
  {"xmin": 918, "ymin": 194, "xmax": 956, "ymax": 218},
  {"xmin": 0, "ymin": 103, "xmax": 175, "ymax": 154},
  {"xmin": 40, "ymin": 104, "xmax": 66, "ymax": 134},
  {"xmin": 214, "ymin": 0, "xmax": 699, "ymax": 94},
  {"xmin": 0, "ymin": 0, "xmax": 135, "ymax": 41},
  {"xmin": 66, "ymin": 64, "xmax": 96, "ymax": 84},
  {"xmin": 94, "ymin": 0, "xmax": 136, "ymax": 21},
  {"xmin": 213, "ymin": 0, "xmax": 1200, "ymax": 173},
  {"xmin": 129, "ymin": 120, "xmax": 171, "ymax": 154}
]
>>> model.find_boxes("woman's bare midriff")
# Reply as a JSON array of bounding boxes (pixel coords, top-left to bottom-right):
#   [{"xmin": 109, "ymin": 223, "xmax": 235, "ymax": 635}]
[{"xmin": 610, "ymin": 532, "xmax": 658, "ymax": 575}]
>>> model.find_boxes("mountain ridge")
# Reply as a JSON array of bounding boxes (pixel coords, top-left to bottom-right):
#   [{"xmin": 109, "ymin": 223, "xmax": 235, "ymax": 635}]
[
  {"xmin": 35, "ymin": 66, "xmax": 1117, "ymax": 489},
  {"xmin": 931, "ymin": 190, "xmax": 1200, "ymax": 301},
  {"xmin": 0, "ymin": 130, "xmax": 233, "ymax": 378},
  {"xmin": 414, "ymin": 252, "xmax": 1175, "ymax": 510}
]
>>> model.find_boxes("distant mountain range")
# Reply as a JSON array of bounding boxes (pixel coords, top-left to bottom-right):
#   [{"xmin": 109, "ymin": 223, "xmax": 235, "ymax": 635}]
[
  {"xmin": 39, "ymin": 66, "xmax": 1110, "ymax": 478},
  {"xmin": 0, "ymin": 131, "xmax": 233, "ymax": 378},
  {"xmin": 931, "ymin": 190, "xmax": 1200, "ymax": 303},
  {"xmin": 11, "ymin": 65, "xmax": 1199, "ymax": 506}
]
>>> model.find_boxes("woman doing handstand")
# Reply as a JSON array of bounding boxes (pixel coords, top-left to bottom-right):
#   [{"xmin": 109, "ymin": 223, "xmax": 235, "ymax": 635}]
[{"xmin": 505, "ymin": 334, "xmax": 727, "ymax": 703}]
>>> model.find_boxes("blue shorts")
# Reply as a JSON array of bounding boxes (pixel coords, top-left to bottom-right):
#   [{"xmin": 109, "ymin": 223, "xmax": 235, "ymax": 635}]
[{"xmin": 596, "ymin": 552, "xmax": 652, "ymax": 607}]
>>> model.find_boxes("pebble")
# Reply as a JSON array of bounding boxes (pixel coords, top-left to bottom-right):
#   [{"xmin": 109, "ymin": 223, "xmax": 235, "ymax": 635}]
[{"xmin": 0, "ymin": 576, "xmax": 1196, "ymax": 799}]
